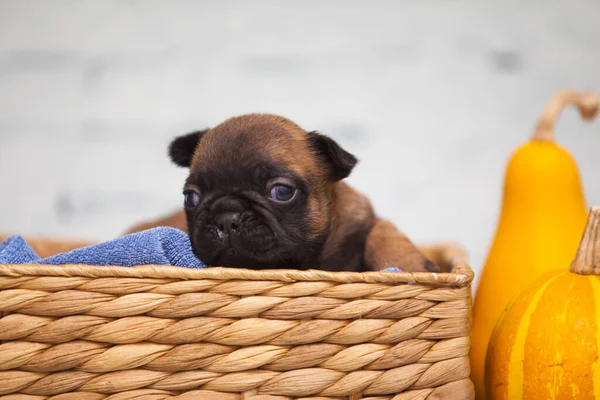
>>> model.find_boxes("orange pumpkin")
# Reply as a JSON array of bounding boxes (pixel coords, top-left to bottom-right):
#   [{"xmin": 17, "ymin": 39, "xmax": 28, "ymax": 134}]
[
  {"xmin": 471, "ymin": 90, "xmax": 599, "ymax": 398},
  {"xmin": 486, "ymin": 206, "xmax": 600, "ymax": 399}
]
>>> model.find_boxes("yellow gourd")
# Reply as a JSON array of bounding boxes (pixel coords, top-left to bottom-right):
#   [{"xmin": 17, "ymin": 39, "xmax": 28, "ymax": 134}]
[
  {"xmin": 486, "ymin": 206, "xmax": 600, "ymax": 399},
  {"xmin": 470, "ymin": 90, "xmax": 599, "ymax": 398}
]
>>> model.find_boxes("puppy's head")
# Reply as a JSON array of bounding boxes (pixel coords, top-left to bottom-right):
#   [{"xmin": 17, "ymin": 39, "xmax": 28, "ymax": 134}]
[{"xmin": 169, "ymin": 114, "xmax": 357, "ymax": 269}]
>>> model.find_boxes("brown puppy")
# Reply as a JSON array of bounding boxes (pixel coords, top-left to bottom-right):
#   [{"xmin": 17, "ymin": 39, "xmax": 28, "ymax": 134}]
[{"xmin": 126, "ymin": 114, "xmax": 437, "ymax": 272}]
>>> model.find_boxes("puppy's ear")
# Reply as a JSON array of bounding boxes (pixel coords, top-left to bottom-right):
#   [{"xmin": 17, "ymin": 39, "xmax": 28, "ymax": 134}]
[
  {"xmin": 168, "ymin": 129, "xmax": 209, "ymax": 167},
  {"xmin": 307, "ymin": 131, "xmax": 358, "ymax": 181}
]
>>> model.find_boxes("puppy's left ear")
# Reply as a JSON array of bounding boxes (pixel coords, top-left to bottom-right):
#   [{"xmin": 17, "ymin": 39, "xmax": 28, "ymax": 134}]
[
  {"xmin": 168, "ymin": 129, "xmax": 209, "ymax": 167},
  {"xmin": 307, "ymin": 131, "xmax": 358, "ymax": 181}
]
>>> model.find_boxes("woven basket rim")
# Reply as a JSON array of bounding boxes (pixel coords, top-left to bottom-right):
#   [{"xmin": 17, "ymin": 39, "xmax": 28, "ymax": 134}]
[
  {"xmin": 0, "ymin": 264, "xmax": 473, "ymax": 285},
  {"xmin": 0, "ymin": 244, "xmax": 473, "ymax": 286}
]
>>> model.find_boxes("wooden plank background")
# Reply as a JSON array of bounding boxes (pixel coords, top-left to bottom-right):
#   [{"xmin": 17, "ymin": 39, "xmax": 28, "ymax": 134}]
[{"xmin": 1, "ymin": 0, "xmax": 600, "ymax": 290}]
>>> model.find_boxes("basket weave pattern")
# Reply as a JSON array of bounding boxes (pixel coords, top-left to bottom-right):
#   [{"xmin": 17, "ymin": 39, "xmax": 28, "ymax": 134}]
[{"xmin": 0, "ymin": 245, "xmax": 474, "ymax": 399}]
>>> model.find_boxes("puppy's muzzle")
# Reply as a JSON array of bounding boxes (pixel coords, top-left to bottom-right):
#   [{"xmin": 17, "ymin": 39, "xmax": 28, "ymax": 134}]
[
  {"xmin": 214, "ymin": 212, "xmax": 241, "ymax": 235},
  {"xmin": 209, "ymin": 196, "xmax": 247, "ymax": 237}
]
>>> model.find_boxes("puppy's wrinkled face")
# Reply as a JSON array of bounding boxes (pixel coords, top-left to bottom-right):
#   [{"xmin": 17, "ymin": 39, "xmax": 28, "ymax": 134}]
[{"xmin": 168, "ymin": 114, "xmax": 357, "ymax": 269}]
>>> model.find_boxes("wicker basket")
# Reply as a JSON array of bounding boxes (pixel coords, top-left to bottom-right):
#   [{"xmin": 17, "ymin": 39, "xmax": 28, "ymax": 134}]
[{"xmin": 0, "ymin": 239, "xmax": 474, "ymax": 400}]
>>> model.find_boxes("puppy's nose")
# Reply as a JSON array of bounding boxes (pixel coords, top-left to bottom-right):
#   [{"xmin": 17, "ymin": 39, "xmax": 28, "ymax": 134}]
[{"xmin": 215, "ymin": 212, "xmax": 241, "ymax": 234}]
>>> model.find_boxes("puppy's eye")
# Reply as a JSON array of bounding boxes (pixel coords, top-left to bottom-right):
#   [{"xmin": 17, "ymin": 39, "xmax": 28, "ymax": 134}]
[
  {"xmin": 269, "ymin": 185, "xmax": 296, "ymax": 202},
  {"xmin": 183, "ymin": 190, "xmax": 200, "ymax": 207}
]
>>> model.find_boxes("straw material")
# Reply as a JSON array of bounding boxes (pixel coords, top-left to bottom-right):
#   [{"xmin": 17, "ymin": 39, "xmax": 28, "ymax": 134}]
[{"xmin": 0, "ymin": 241, "xmax": 474, "ymax": 399}]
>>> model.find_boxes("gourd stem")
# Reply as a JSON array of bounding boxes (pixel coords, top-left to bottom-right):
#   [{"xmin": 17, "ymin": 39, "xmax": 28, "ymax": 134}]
[
  {"xmin": 532, "ymin": 91, "xmax": 599, "ymax": 142},
  {"xmin": 570, "ymin": 207, "xmax": 600, "ymax": 275}
]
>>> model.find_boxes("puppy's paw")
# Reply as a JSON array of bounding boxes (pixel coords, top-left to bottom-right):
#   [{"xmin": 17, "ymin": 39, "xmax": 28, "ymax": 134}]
[
  {"xmin": 394, "ymin": 254, "xmax": 440, "ymax": 273},
  {"xmin": 365, "ymin": 218, "xmax": 440, "ymax": 273},
  {"xmin": 421, "ymin": 257, "xmax": 440, "ymax": 272}
]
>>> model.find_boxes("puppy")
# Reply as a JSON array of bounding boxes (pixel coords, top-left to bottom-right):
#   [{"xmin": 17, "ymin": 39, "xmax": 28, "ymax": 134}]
[{"xmin": 126, "ymin": 114, "xmax": 437, "ymax": 272}]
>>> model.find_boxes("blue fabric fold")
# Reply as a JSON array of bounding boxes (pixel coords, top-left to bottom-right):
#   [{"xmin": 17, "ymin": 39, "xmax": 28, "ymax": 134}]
[
  {"xmin": 0, "ymin": 234, "xmax": 40, "ymax": 264},
  {"xmin": 0, "ymin": 227, "xmax": 206, "ymax": 268}
]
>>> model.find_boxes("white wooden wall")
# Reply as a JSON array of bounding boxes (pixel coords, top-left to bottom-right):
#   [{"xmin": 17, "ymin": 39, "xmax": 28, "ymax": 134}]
[{"xmin": 2, "ymin": 0, "xmax": 600, "ymax": 289}]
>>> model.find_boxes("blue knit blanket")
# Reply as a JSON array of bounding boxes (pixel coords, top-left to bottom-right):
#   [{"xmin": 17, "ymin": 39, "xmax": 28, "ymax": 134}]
[
  {"xmin": 0, "ymin": 226, "xmax": 401, "ymax": 272},
  {"xmin": 0, "ymin": 227, "xmax": 206, "ymax": 267}
]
